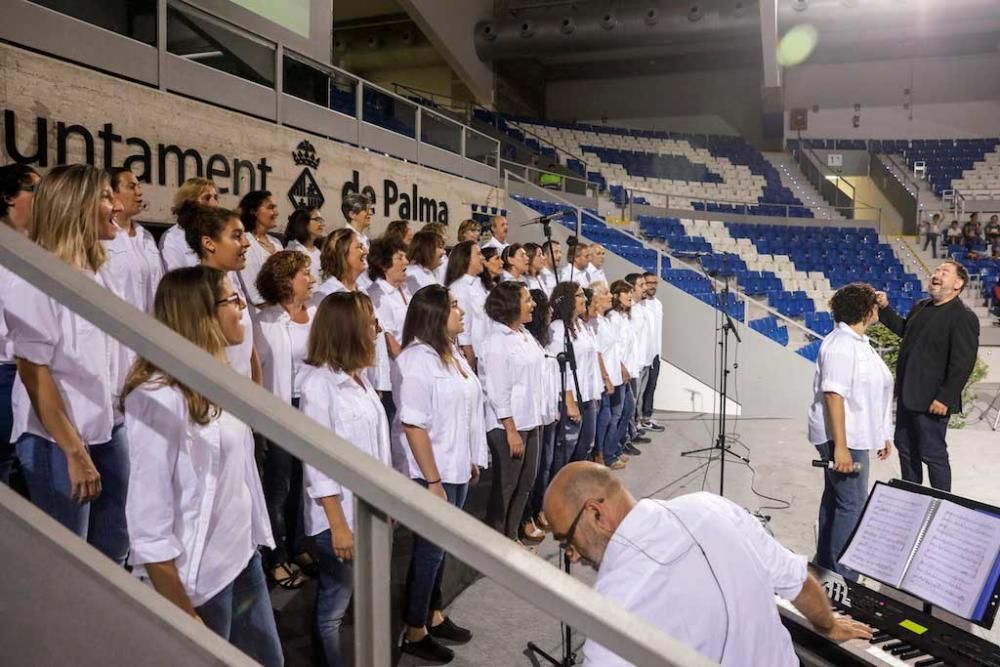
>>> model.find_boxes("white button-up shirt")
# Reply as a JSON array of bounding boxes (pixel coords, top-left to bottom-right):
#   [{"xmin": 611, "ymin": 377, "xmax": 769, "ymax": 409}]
[
  {"xmin": 584, "ymin": 494, "xmax": 805, "ymax": 667},
  {"xmin": 538, "ymin": 267, "xmax": 558, "ymax": 296},
  {"xmin": 449, "ymin": 274, "xmax": 489, "ymax": 355},
  {"xmin": 630, "ymin": 300, "xmax": 654, "ymax": 369},
  {"xmin": 241, "ymin": 234, "xmax": 283, "ymax": 307},
  {"xmin": 225, "ymin": 272, "xmax": 255, "ymax": 379},
  {"xmin": 479, "ymin": 323, "xmax": 546, "ymax": 431},
  {"xmin": 609, "ymin": 310, "xmax": 639, "ymax": 378},
  {"xmin": 312, "ymin": 275, "xmax": 348, "ymax": 305},
  {"xmin": 559, "ymin": 263, "xmax": 591, "ymax": 288},
  {"xmin": 121, "ymin": 223, "xmax": 164, "ymax": 313},
  {"xmin": 159, "ymin": 223, "xmax": 198, "ymax": 271},
  {"xmin": 647, "ymin": 296, "xmax": 663, "ymax": 358},
  {"xmin": 101, "ymin": 228, "xmax": 146, "ymax": 424},
  {"xmin": 480, "ymin": 236, "xmax": 508, "ymax": 253},
  {"xmin": 548, "ymin": 320, "xmax": 602, "ymax": 403},
  {"xmin": 299, "ymin": 365, "xmax": 392, "ymax": 536},
  {"xmin": 286, "ymin": 240, "xmax": 322, "ymax": 281},
  {"xmin": 0, "ymin": 267, "xmax": 15, "ymax": 364},
  {"xmin": 586, "ymin": 265, "xmax": 608, "ymax": 286},
  {"xmin": 405, "ymin": 264, "xmax": 441, "ymax": 295},
  {"xmin": 369, "ymin": 279, "xmax": 411, "ymax": 392},
  {"xmin": 393, "ymin": 342, "xmax": 488, "ymax": 484},
  {"xmin": 124, "ymin": 381, "xmax": 273, "ymax": 606},
  {"xmin": 591, "ymin": 315, "xmax": 623, "ymax": 387},
  {"xmin": 5, "ymin": 272, "xmax": 114, "ymax": 445},
  {"xmin": 253, "ymin": 304, "xmax": 316, "ymax": 404},
  {"xmin": 807, "ymin": 322, "xmax": 894, "ymax": 450}
]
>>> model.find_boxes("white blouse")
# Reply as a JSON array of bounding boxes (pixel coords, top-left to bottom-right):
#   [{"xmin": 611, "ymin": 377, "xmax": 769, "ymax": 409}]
[
  {"xmin": 299, "ymin": 365, "xmax": 392, "ymax": 536},
  {"xmin": 311, "ymin": 275, "xmax": 348, "ymax": 306},
  {"xmin": 0, "ymin": 267, "xmax": 15, "ymax": 364},
  {"xmin": 159, "ymin": 224, "xmax": 198, "ymax": 272},
  {"xmin": 548, "ymin": 319, "xmax": 602, "ymax": 403},
  {"xmin": 609, "ymin": 310, "xmax": 638, "ymax": 379},
  {"xmin": 448, "ymin": 274, "xmax": 489, "ymax": 354},
  {"xmin": 479, "ymin": 323, "xmax": 546, "ymax": 432},
  {"xmin": 592, "ymin": 315, "xmax": 623, "ymax": 387},
  {"xmin": 632, "ymin": 299, "xmax": 657, "ymax": 367},
  {"xmin": 253, "ymin": 304, "xmax": 316, "ymax": 403},
  {"xmin": 405, "ymin": 264, "xmax": 440, "ymax": 295},
  {"xmin": 558, "ymin": 263, "xmax": 590, "ymax": 288},
  {"xmin": 4, "ymin": 271, "xmax": 114, "ymax": 445},
  {"xmin": 368, "ymin": 279, "xmax": 410, "ymax": 392},
  {"xmin": 241, "ymin": 234, "xmax": 283, "ymax": 307},
  {"xmin": 225, "ymin": 272, "xmax": 255, "ymax": 379},
  {"xmin": 286, "ymin": 240, "xmax": 322, "ymax": 281},
  {"xmin": 536, "ymin": 335, "xmax": 560, "ymax": 425},
  {"xmin": 500, "ymin": 270, "xmax": 526, "ymax": 284},
  {"xmin": 524, "ymin": 275, "xmax": 545, "ymax": 293},
  {"xmin": 392, "ymin": 342, "xmax": 488, "ymax": 484},
  {"xmin": 124, "ymin": 381, "xmax": 273, "ymax": 606},
  {"xmin": 538, "ymin": 268, "xmax": 557, "ymax": 296},
  {"xmin": 113, "ymin": 223, "xmax": 163, "ymax": 314}
]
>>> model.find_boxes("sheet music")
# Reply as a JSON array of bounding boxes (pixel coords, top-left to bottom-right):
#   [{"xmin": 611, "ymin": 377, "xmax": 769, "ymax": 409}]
[
  {"xmin": 839, "ymin": 485, "xmax": 934, "ymax": 586},
  {"xmin": 901, "ymin": 501, "xmax": 1000, "ymax": 619}
]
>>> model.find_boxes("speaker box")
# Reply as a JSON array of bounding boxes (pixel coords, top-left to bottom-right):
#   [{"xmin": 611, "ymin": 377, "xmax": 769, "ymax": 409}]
[{"xmin": 790, "ymin": 108, "xmax": 808, "ymax": 131}]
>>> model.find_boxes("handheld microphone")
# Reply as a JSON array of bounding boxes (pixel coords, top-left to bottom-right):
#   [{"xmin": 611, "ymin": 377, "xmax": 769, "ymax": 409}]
[{"xmin": 811, "ymin": 459, "xmax": 863, "ymax": 472}]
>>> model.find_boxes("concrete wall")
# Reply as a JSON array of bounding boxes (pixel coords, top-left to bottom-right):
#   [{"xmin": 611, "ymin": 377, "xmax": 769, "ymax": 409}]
[
  {"xmin": 845, "ymin": 176, "xmax": 905, "ymax": 235},
  {"xmin": 0, "ymin": 44, "xmax": 497, "ymax": 242}
]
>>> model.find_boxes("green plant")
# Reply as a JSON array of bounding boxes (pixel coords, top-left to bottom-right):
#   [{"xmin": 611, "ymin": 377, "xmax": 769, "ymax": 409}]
[{"xmin": 868, "ymin": 323, "xmax": 989, "ymax": 428}]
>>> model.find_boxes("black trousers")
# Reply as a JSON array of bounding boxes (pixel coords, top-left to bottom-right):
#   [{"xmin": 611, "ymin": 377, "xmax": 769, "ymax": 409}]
[
  {"xmin": 894, "ymin": 404, "xmax": 951, "ymax": 491},
  {"xmin": 485, "ymin": 427, "xmax": 541, "ymax": 540}
]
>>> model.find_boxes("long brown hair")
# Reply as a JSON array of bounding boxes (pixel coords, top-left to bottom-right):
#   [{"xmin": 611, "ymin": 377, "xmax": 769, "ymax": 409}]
[
  {"xmin": 319, "ymin": 227, "xmax": 358, "ymax": 282},
  {"xmin": 401, "ymin": 284, "xmax": 453, "ymax": 361},
  {"xmin": 121, "ymin": 266, "xmax": 229, "ymax": 425},
  {"xmin": 305, "ymin": 292, "xmax": 376, "ymax": 373},
  {"xmin": 30, "ymin": 164, "xmax": 108, "ymax": 272}
]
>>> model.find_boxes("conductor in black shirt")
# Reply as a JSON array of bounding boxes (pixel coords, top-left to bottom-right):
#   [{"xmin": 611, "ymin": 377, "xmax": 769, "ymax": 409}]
[{"xmin": 876, "ymin": 260, "xmax": 980, "ymax": 491}]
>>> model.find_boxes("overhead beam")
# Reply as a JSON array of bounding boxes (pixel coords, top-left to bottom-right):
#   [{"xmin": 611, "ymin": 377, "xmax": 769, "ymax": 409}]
[{"xmin": 760, "ymin": 0, "xmax": 781, "ymax": 88}]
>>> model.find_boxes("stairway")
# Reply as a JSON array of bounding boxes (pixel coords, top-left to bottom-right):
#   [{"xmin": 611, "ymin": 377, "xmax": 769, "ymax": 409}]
[{"xmin": 762, "ymin": 152, "xmax": 845, "ymax": 221}]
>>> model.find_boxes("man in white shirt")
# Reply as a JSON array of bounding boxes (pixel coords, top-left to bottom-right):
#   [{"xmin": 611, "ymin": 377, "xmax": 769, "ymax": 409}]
[
  {"xmin": 539, "ymin": 240, "xmax": 561, "ymax": 295},
  {"xmin": 480, "ymin": 215, "xmax": 509, "ymax": 252},
  {"xmin": 559, "ymin": 242, "xmax": 591, "ymax": 288},
  {"xmin": 586, "ymin": 245, "xmax": 608, "ymax": 286},
  {"xmin": 544, "ymin": 463, "xmax": 872, "ymax": 666},
  {"xmin": 638, "ymin": 272, "xmax": 664, "ymax": 431}
]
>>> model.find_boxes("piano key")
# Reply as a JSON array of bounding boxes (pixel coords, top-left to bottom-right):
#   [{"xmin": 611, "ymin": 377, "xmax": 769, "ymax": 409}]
[
  {"xmin": 882, "ymin": 641, "xmax": 907, "ymax": 651},
  {"xmin": 870, "ymin": 634, "xmax": 895, "ymax": 644},
  {"xmin": 866, "ymin": 644, "xmax": 918, "ymax": 667},
  {"xmin": 889, "ymin": 644, "xmax": 913, "ymax": 656},
  {"xmin": 913, "ymin": 660, "xmax": 944, "ymax": 667},
  {"xmin": 898, "ymin": 648, "xmax": 925, "ymax": 660}
]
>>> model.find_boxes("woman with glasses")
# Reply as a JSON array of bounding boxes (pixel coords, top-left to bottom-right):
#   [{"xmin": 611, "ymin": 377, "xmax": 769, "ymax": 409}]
[
  {"xmin": 396, "ymin": 284, "xmax": 486, "ymax": 663},
  {"xmin": 160, "ymin": 177, "xmax": 219, "ymax": 271},
  {"xmin": 123, "ymin": 266, "xmax": 282, "ymax": 666},
  {"xmin": 284, "ymin": 208, "xmax": 325, "ymax": 281},
  {"xmin": 299, "ymin": 291, "xmax": 392, "ymax": 667},
  {"xmin": 238, "ymin": 191, "xmax": 283, "ymax": 308}
]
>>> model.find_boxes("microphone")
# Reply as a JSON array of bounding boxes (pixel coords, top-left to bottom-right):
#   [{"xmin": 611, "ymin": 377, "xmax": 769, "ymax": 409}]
[
  {"xmin": 811, "ymin": 459, "xmax": 863, "ymax": 472},
  {"xmin": 521, "ymin": 213, "xmax": 561, "ymax": 227}
]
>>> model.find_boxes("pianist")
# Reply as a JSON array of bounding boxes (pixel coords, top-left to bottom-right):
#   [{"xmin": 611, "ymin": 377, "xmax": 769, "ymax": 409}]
[{"xmin": 544, "ymin": 462, "xmax": 872, "ymax": 666}]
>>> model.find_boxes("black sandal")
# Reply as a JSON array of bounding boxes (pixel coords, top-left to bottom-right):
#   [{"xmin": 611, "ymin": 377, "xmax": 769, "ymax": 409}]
[
  {"xmin": 269, "ymin": 562, "xmax": 305, "ymax": 590},
  {"xmin": 293, "ymin": 552, "xmax": 320, "ymax": 578}
]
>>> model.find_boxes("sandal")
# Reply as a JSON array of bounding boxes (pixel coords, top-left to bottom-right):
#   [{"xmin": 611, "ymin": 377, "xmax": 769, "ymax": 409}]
[
  {"xmin": 293, "ymin": 552, "xmax": 319, "ymax": 578},
  {"xmin": 269, "ymin": 562, "xmax": 306, "ymax": 590}
]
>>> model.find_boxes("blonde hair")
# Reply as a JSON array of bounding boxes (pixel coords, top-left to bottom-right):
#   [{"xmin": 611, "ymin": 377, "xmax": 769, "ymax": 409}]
[
  {"xmin": 29, "ymin": 164, "xmax": 108, "ymax": 272},
  {"xmin": 305, "ymin": 292, "xmax": 377, "ymax": 373},
  {"xmin": 172, "ymin": 177, "xmax": 216, "ymax": 214},
  {"xmin": 121, "ymin": 266, "xmax": 229, "ymax": 425}
]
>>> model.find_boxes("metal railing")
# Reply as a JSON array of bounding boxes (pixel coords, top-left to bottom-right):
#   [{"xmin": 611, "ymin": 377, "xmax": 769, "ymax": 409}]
[
  {"xmin": 500, "ymin": 159, "xmax": 600, "ymax": 200},
  {"xmin": 504, "ymin": 170, "xmax": 827, "ymax": 344},
  {"xmin": 792, "ymin": 145, "xmax": 857, "ymax": 219},
  {"xmin": 0, "ymin": 226, "xmax": 714, "ymax": 665}
]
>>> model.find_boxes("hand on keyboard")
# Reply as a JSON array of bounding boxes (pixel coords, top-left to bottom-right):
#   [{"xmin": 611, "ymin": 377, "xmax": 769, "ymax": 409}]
[{"xmin": 821, "ymin": 614, "xmax": 874, "ymax": 643}]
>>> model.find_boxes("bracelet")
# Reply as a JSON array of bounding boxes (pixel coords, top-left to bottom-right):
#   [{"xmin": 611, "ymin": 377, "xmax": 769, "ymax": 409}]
[{"xmin": 425, "ymin": 478, "xmax": 442, "ymax": 486}]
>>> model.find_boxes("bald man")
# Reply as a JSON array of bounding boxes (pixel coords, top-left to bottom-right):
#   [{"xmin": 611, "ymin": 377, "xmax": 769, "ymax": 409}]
[
  {"xmin": 543, "ymin": 463, "xmax": 870, "ymax": 666},
  {"xmin": 480, "ymin": 215, "xmax": 509, "ymax": 252}
]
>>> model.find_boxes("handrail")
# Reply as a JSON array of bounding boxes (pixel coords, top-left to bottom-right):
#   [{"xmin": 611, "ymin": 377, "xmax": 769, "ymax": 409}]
[
  {"xmin": 500, "ymin": 159, "xmax": 598, "ymax": 192},
  {"xmin": 488, "ymin": 113, "xmax": 594, "ymax": 171},
  {"xmin": 0, "ymin": 227, "xmax": 714, "ymax": 667},
  {"xmin": 390, "ymin": 82, "xmax": 474, "ymax": 118},
  {"xmin": 803, "ymin": 145, "xmax": 857, "ymax": 202},
  {"xmin": 504, "ymin": 170, "xmax": 827, "ymax": 343}
]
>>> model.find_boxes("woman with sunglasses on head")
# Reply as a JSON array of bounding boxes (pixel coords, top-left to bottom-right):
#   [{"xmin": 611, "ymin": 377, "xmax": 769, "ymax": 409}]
[
  {"xmin": 254, "ymin": 250, "xmax": 317, "ymax": 590},
  {"xmin": 284, "ymin": 208, "xmax": 325, "ymax": 281},
  {"xmin": 238, "ymin": 191, "xmax": 283, "ymax": 308},
  {"xmin": 366, "ymin": 236, "xmax": 411, "ymax": 427},
  {"xmin": 445, "ymin": 241, "xmax": 488, "ymax": 369},
  {"xmin": 395, "ymin": 284, "xmax": 486, "ymax": 663},
  {"xmin": 313, "ymin": 228, "xmax": 369, "ymax": 301},
  {"xmin": 406, "ymin": 230, "xmax": 445, "ymax": 294},
  {"xmin": 123, "ymin": 267, "xmax": 281, "ymax": 666},
  {"xmin": 160, "ymin": 177, "xmax": 219, "ymax": 271},
  {"xmin": 299, "ymin": 292, "xmax": 392, "ymax": 667},
  {"xmin": 480, "ymin": 282, "xmax": 545, "ymax": 545}
]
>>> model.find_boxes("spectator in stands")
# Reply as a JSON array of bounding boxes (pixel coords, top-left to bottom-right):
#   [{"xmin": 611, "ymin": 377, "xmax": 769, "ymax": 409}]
[
  {"xmin": 877, "ymin": 260, "xmax": 980, "ymax": 491},
  {"xmin": 5, "ymin": 165, "xmax": 127, "ymax": 562},
  {"xmin": 342, "ymin": 192, "xmax": 372, "ymax": 248},
  {"xmin": 384, "ymin": 219, "xmax": 414, "ymax": 249},
  {"xmin": 479, "ymin": 247, "xmax": 503, "ymax": 292},
  {"xmin": 522, "ymin": 242, "xmax": 545, "ymax": 292},
  {"xmin": 314, "ymin": 227, "xmax": 368, "ymax": 300},
  {"xmin": 543, "ymin": 463, "xmax": 871, "ymax": 666},
  {"xmin": 962, "ymin": 213, "xmax": 981, "ymax": 251},
  {"xmin": 590, "ymin": 282, "xmax": 626, "ymax": 470},
  {"xmin": 406, "ymin": 230, "xmax": 445, "ymax": 294},
  {"xmin": 587, "ymin": 244, "xmax": 608, "ymax": 285},
  {"xmin": 161, "ymin": 177, "xmax": 218, "ymax": 271},
  {"xmin": 807, "ymin": 283, "xmax": 894, "ymax": 580},
  {"xmin": 107, "ymin": 168, "xmax": 163, "ymax": 313},
  {"xmin": 501, "ymin": 243, "xmax": 530, "ymax": 284},
  {"xmin": 283, "ymin": 208, "xmax": 325, "ymax": 281},
  {"xmin": 481, "ymin": 282, "xmax": 545, "ymax": 544},
  {"xmin": 559, "ymin": 241, "xmax": 591, "ymax": 287},
  {"xmin": 182, "ymin": 202, "xmax": 260, "ymax": 383},
  {"xmin": 525, "ymin": 288, "xmax": 559, "ymax": 539},
  {"xmin": 457, "ymin": 218, "xmax": 481, "ymax": 244},
  {"xmin": 481, "ymin": 215, "xmax": 509, "ymax": 252},
  {"xmin": 922, "ymin": 213, "xmax": 941, "ymax": 259},
  {"xmin": 254, "ymin": 250, "xmax": 317, "ymax": 591},
  {"xmin": 298, "ymin": 291, "xmax": 392, "ymax": 667},
  {"xmin": 608, "ymin": 280, "xmax": 641, "ymax": 460},
  {"xmin": 992, "ymin": 275, "xmax": 1000, "ymax": 316},
  {"xmin": 123, "ymin": 267, "xmax": 282, "ymax": 666},
  {"xmin": 239, "ymin": 191, "xmax": 283, "ymax": 307},
  {"xmin": 639, "ymin": 272, "xmax": 664, "ymax": 432},
  {"xmin": 946, "ymin": 219, "xmax": 962, "ymax": 247},
  {"xmin": 0, "ymin": 164, "xmax": 39, "ymax": 492},
  {"xmin": 985, "ymin": 214, "xmax": 1000, "ymax": 252},
  {"xmin": 445, "ymin": 241, "xmax": 488, "ymax": 369},
  {"xmin": 367, "ymin": 236, "xmax": 411, "ymax": 425},
  {"xmin": 396, "ymin": 285, "xmax": 486, "ymax": 663},
  {"xmin": 539, "ymin": 240, "xmax": 561, "ymax": 295}
]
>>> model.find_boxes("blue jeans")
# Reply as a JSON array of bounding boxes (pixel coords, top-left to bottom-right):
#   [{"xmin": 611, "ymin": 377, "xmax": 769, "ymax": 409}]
[
  {"xmin": 0, "ymin": 363, "xmax": 17, "ymax": 486},
  {"xmin": 197, "ymin": 551, "xmax": 284, "ymax": 666},
  {"xmin": 596, "ymin": 386, "xmax": 626, "ymax": 464},
  {"xmin": 610, "ymin": 382, "xmax": 637, "ymax": 458},
  {"xmin": 312, "ymin": 529, "xmax": 354, "ymax": 667},
  {"xmin": 16, "ymin": 423, "xmax": 130, "ymax": 564},
  {"xmin": 814, "ymin": 442, "xmax": 870, "ymax": 582},
  {"xmin": 405, "ymin": 480, "xmax": 469, "ymax": 628},
  {"xmin": 552, "ymin": 399, "xmax": 598, "ymax": 477}
]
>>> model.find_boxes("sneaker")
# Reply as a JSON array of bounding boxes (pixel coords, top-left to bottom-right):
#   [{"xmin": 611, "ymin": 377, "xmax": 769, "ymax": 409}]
[
  {"xmin": 400, "ymin": 635, "xmax": 454, "ymax": 663},
  {"xmin": 642, "ymin": 420, "xmax": 665, "ymax": 432},
  {"xmin": 624, "ymin": 443, "xmax": 643, "ymax": 456},
  {"xmin": 429, "ymin": 617, "xmax": 473, "ymax": 644},
  {"xmin": 632, "ymin": 436, "xmax": 652, "ymax": 444},
  {"xmin": 609, "ymin": 459, "xmax": 627, "ymax": 470}
]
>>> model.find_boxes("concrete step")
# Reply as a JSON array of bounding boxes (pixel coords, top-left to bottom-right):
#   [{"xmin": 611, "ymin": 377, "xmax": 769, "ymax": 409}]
[{"xmin": 762, "ymin": 152, "xmax": 845, "ymax": 221}]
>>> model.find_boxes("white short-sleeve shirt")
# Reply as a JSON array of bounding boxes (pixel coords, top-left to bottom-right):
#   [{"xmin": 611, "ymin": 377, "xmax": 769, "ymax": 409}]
[
  {"xmin": 225, "ymin": 272, "xmax": 255, "ymax": 378},
  {"xmin": 584, "ymin": 494, "xmax": 805, "ymax": 667},
  {"xmin": 559, "ymin": 264, "xmax": 591, "ymax": 288},
  {"xmin": 609, "ymin": 311, "xmax": 639, "ymax": 378},
  {"xmin": 449, "ymin": 274, "xmax": 489, "ymax": 354},
  {"xmin": 368, "ymin": 279, "xmax": 410, "ymax": 392},
  {"xmin": 405, "ymin": 264, "xmax": 441, "ymax": 295},
  {"xmin": 159, "ymin": 224, "xmax": 198, "ymax": 272},
  {"xmin": 287, "ymin": 240, "xmax": 322, "ymax": 281},
  {"xmin": 592, "ymin": 315, "xmax": 623, "ymax": 387},
  {"xmin": 241, "ymin": 234, "xmax": 283, "ymax": 307},
  {"xmin": 253, "ymin": 304, "xmax": 316, "ymax": 403},
  {"xmin": 479, "ymin": 323, "xmax": 546, "ymax": 431},
  {"xmin": 807, "ymin": 322, "xmax": 894, "ymax": 450},
  {"xmin": 548, "ymin": 320, "xmax": 602, "ymax": 403}
]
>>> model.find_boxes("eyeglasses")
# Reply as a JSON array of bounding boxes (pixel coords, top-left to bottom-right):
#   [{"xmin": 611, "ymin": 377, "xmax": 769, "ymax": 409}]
[
  {"xmin": 554, "ymin": 497, "xmax": 603, "ymax": 552},
  {"xmin": 215, "ymin": 292, "xmax": 246, "ymax": 309}
]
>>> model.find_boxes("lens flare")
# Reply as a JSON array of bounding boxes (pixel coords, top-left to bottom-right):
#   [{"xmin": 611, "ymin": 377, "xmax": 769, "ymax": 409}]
[{"xmin": 777, "ymin": 24, "xmax": 819, "ymax": 67}]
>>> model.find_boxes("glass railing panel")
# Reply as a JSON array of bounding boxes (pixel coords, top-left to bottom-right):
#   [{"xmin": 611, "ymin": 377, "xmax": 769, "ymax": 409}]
[
  {"xmin": 166, "ymin": 3, "xmax": 275, "ymax": 87},
  {"xmin": 466, "ymin": 129, "xmax": 498, "ymax": 166},
  {"xmin": 29, "ymin": 0, "xmax": 157, "ymax": 44},
  {"xmin": 362, "ymin": 86, "xmax": 416, "ymax": 139},
  {"xmin": 421, "ymin": 111, "xmax": 461, "ymax": 154}
]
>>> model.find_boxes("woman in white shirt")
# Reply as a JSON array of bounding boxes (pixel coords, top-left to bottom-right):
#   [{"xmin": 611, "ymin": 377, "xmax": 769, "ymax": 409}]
[
  {"xmin": 807, "ymin": 283, "xmax": 893, "ymax": 581},
  {"xmin": 298, "ymin": 291, "xmax": 392, "ymax": 667},
  {"xmin": 522, "ymin": 243, "xmax": 546, "ymax": 292},
  {"xmin": 107, "ymin": 168, "xmax": 163, "ymax": 313},
  {"xmin": 122, "ymin": 266, "xmax": 281, "ymax": 666},
  {"xmin": 4, "ymin": 165, "xmax": 127, "ymax": 561},
  {"xmin": 500, "ymin": 243, "xmax": 529, "ymax": 284},
  {"xmin": 480, "ymin": 282, "xmax": 545, "ymax": 543},
  {"xmin": 523, "ymin": 288, "xmax": 559, "ymax": 542},
  {"xmin": 444, "ymin": 241, "xmax": 488, "ymax": 368},
  {"xmin": 254, "ymin": 250, "xmax": 317, "ymax": 590},
  {"xmin": 283, "ymin": 207, "xmax": 325, "ymax": 281},
  {"xmin": 405, "ymin": 230, "xmax": 444, "ymax": 294},
  {"xmin": 591, "ymin": 282, "xmax": 627, "ymax": 470},
  {"xmin": 0, "ymin": 164, "xmax": 39, "ymax": 491},
  {"xmin": 160, "ymin": 177, "xmax": 218, "ymax": 271},
  {"xmin": 479, "ymin": 247, "xmax": 503, "ymax": 293},
  {"xmin": 238, "ymin": 191, "xmax": 283, "ymax": 307},
  {"xmin": 313, "ymin": 227, "xmax": 369, "ymax": 301},
  {"xmin": 366, "ymin": 236, "xmax": 411, "ymax": 426},
  {"xmin": 607, "ymin": 280, "xmax": 638, "ymax": 464},
  {"xmin": 395, "ymin": 285, "xmax": 487, "ymax": 663}
]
